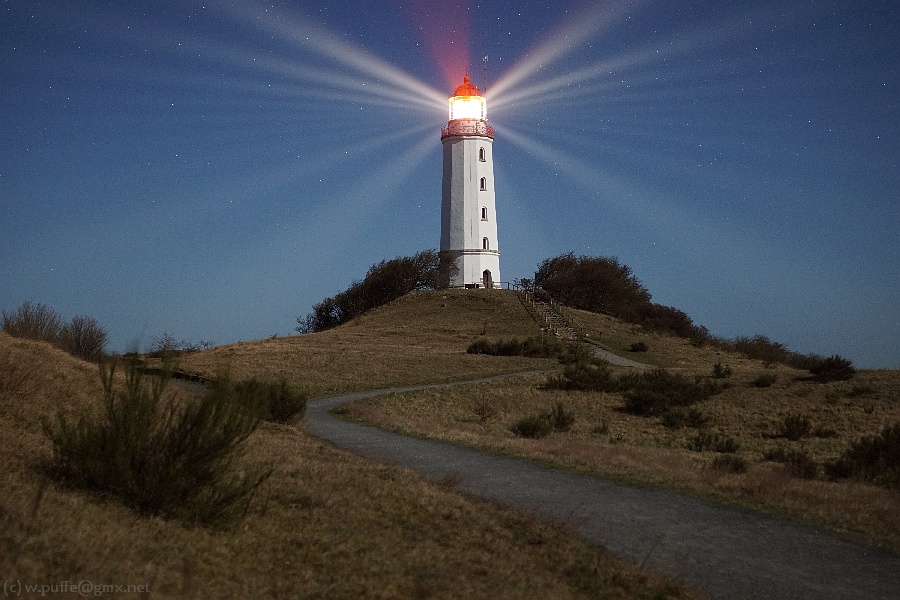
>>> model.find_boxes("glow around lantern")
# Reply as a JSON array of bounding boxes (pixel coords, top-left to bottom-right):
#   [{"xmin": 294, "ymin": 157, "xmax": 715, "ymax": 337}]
[{"xmin": 448, "ymin": 94, "xmax": 486, "ymax": 121}]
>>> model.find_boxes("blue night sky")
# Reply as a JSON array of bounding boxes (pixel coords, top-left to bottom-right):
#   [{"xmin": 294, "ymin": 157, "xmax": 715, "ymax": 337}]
[{"xmin": 2, "ymin": 1, "xmax": 898, "ymax": 368}]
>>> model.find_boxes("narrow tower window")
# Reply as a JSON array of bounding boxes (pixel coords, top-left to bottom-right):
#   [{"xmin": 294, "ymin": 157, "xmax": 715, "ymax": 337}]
[
  {"xmin": 482, "ymin": 237, "xmax": 489, "ymax": 250},
  {"xmin": 480, "ymin": 177, "xmax": 486, "ymax": 191},
  {"xmin": 481, "ymin": 207, "xmax": 487, "ymax": 221},
  {"xmin": 479, "ymin": 147, "xmax": 486, "ymax": 162}
]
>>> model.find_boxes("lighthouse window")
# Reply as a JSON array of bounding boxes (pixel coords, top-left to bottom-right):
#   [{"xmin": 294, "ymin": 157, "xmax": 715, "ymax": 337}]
[
  {"xmin": 481, "ymin": 207, "xmax": 487, "ymax": 221},
  {"xmin": 482, "ymin": 237, "xmax": 489, "ymax": 250},
  {"xmin": 480, "ymin": 177, "xmax": 487, "ymax": 191},
  {"xmin": 479, "ymin": 147, "xmax": 486, "ymax": 162}
]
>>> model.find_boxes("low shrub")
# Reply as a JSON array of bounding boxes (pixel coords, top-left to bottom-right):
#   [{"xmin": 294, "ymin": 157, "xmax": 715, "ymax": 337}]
[
  {"xmin": 510, "ymin": 414, "xmax": 552, "ymax": 439},
  {"xmin": 751, "ymin": 372, "xmax": 778, "ymax": 388},
  {"xmin": 847, "ymin": 384, "xmax": 877, "ymax": 398},
  {"xmin": 775, "ymin": 413, "xmax": 812, "ymax": 441},
  {"xmin": 622, "ymin": 369, "xmax": 721, "ymax": 417},
  {"xmin": 42, "ymin": 358, "xmax": 271, "ymax": 526},
  {"xmin": 809, "ymin": 354, "xmax": 856, "ymax": 382},
  {"xmin": 661, "ymin": 407, "xmax": 708, "ymax": 429},
  {"xmin": 687, "ymin": 431, "xmax": 740, "ymax": 453},
  {"xmin": 785, "ymin": 449, "xmax": 818, "ymax": 479},
  {"xmin": 711, "ymin": 454, "xmax": 747, "ymax": 474},
  {"xmin": 629, "ymin": 341, "xmax": 648, "ymax": 353},
  {"xmin": 711, "ymin": 363, "xmax": 732, "ymax": 379},
  {"xmin": 228, "ymin": 378, "xmax": 307, "ymax": 423},
  {"xmin": 2, "ymin": 301, "xmax": 107, "ymax": 361},
  {"xmin": 825, "ymin": 422, "xmax": 900, "ymax": 489},
  {"xmin": 543, "ymin": 359, "xmax": 619, "ymax": 393},
  {"xmin": 544, "ymin": 402, "xmax": 575, "ymax": 432},
  {"xmin": 467, "ymin": 336, "xmax": 565, "ymax": 358}
]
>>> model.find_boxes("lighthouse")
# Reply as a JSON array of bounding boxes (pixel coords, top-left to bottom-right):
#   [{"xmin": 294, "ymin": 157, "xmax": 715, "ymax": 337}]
[{"xmin": 440, "ymin": 74, "xmax": 500, "ymax": 288}]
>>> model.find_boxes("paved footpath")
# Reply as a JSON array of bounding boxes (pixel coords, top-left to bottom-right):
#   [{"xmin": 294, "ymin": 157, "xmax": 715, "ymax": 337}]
[{"xmin": 306, "ymin": 374, "xmax": 900, "ymax": 600}]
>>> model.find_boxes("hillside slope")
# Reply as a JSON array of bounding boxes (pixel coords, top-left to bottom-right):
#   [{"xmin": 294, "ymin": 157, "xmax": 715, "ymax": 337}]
[
  {"xmin": 180, "ymin": 289, "xmax": 560, "ymax": 396},
  {"xmin": 0, "ymin": 332, "xmax": 697, "ymax": 599}
]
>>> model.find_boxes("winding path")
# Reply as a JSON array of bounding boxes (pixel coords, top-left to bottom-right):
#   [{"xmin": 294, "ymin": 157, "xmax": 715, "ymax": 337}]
[{"xmin": 306, "ymin": 374, "xmax": 900, "ymax": 600}]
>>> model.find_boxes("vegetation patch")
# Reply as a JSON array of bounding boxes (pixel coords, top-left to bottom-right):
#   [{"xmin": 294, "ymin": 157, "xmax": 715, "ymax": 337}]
[
  {"xmin": 42, "ymin": 358, "xmax": 271, "ymax": 527},
  {"xmin": 621, "ymin": 369, "xmax": 722, "ymax": 417},
  {"xmin": 468, "ymin": 335, "xmax": 565, "ymax": 358},
  {"xmin": 2, "ymin": 300, "xmax": 107, "ymax": 362},
  {"xmin": 711, "ymin": 454, "xmax": 748, "ymax": 474},
  {"xmin": 809, "ymin": 355, "xmax": 856, "ymax": 382},
  {"xmin": 751, "ymin": 372, "xmax": 778, "ymax": 388},
  {"xmin": 686, "ymin": 431, "xmax": 740, "ymax": 454},
  {"xmin": 826, "ymin": 423, "xmax": 900, "ymax": 490},
  {"xmin": 774, "ymin": 413, "xmax": 813, "ymax": 441},
  {"xmin": 510, "ymin": 414, "xmax": 552, "ymax": 439}
]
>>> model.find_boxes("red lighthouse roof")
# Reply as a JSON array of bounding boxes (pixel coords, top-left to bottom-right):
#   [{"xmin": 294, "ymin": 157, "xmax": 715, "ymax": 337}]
[{"xmin": 453, "ymin": 74, "xmax": 481, "ymax": 97}]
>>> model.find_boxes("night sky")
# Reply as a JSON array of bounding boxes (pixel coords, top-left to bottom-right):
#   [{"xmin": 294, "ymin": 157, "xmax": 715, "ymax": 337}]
[{"xmin": 2, "ymin": 1, "xmax": 897, "ymax": 368}]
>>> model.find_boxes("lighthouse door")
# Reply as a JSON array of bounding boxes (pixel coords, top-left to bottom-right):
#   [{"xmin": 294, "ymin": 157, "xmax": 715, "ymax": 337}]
[{"xmin": 482, "ymin": 270, "xmax": 493, "ymax": 289}]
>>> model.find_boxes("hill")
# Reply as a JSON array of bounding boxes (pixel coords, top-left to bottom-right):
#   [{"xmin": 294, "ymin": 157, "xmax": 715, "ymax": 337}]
[{"xmin": 1, "ymin": 329, "xmax": 695, "ymax": 599}]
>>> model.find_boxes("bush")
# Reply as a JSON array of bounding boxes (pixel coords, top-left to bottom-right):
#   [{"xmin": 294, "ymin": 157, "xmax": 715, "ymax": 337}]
[
  {"xmin": 2, "ymin": 300, "xmax": 63, "ymax": 343},
  {"xmin": 60, "ymin": 315, "xmax": 108, "ymax": 362},
  {"xmin": 3, "ymin": 301, "xmax": 107, "ymax": 361},
  {"xmin": 687, "ymin": 431, "xmax": 740, "ymax": 453},
  {"xmin": 809, "ymin": 355, "xmax": 856, "ymax": 383},
  {"xmin": 629, "ymin": 341, "xmax": 648, "ymax": 353},
  {"xmin": 544, "ymin": 402, "xmax": 575, "ymax": 432},
  {"xmin": 622, "ymin": 369, "xmax": 721, "ymax": 417},
  {"xmin": 228, "ymin": 378, "xmax": 307, "ymax": 424},
  {"xmin": 751, "ymin": 372, "xmax": 778, "ymax": 388},
  {"xmin": 825, "ymin": 422, "xmax": 900, "ymax": 489},
  {"xmin": 510, "ymin": 414, "xmax": 552, "ymax": 439},
  {"xmin": 711, "ymin": 454, "xmax": 747, "ymax": 474},
  {"xmin": 297, "ymin": 249, "xmax": 458, "ymax": 333},
  {"xmin": 775, "ymin": 413, "xmax": 812, "ymax": 441},
  {"xmin": 785, "ymin": 449, "xmax": 818, "ymax": 479},
  {"xmin": 711, "ymin": 363, "xmax": 732, "ymax": 379},
  {"xmin": 467, "ymin": 336, "xmax": 564, "ymax": 358},
  {"xmin": 42, "ymin": 358, "xmax": 271, "ymax": 526},
  {"xmin": 543, "ymin": 359, "xmax": 619, "ymax": 392},
  {"xmin": 661, "ymin": 407, "xmax": 708, "ymax": 429}
]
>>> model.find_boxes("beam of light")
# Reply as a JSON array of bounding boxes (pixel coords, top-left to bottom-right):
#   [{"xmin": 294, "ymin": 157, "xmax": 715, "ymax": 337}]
[
  {"xmin": 490, "ymin": 4, "xmax": 783, "ymax": 114},
  {"xmin": 393, "ymin": 0, "xmax": 471, "ymax": 87},
  {"xmin": 488, "ymin": 1, "xmax": 645, "ymax": 101},
  {"xmin": 206, "ymin": 1, "xmax": 446, "ymax": 111}
]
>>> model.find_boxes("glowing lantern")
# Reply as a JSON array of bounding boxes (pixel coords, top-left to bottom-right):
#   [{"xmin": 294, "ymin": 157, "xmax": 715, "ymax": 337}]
[{"xmin": 448, "ymin": 75, "xmax": 486, "ymax": 121}]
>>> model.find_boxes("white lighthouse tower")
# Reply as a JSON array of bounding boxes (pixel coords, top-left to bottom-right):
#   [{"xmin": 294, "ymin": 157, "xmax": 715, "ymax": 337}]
[{"xmin": 440, "ymin": 74, "xmax": 500, "ymax": 288}]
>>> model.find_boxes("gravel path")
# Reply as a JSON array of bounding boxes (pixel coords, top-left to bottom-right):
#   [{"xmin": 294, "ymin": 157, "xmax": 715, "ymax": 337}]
[{"xmin": 306, "ymin": 375, "xmax": 900, "ymax": 600}]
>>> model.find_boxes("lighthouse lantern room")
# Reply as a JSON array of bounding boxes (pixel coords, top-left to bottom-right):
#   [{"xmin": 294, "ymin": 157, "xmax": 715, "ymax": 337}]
[{"xmin": 440, "ymin": 75, "xmax": 500, "ymax": 289}]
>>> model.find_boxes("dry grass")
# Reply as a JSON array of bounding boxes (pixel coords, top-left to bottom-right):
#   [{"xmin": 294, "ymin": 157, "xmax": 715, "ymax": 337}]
[
  {"xmin": 177, "ymin": 290, "xmax": 558, "ymax": 397},
  {"xmin": 332, "ymin": 299, "xmax": 900, "ymax": 551},
  {"xmin": 0, "ymin": 331, "xmax": 696, "ymax": 599}
]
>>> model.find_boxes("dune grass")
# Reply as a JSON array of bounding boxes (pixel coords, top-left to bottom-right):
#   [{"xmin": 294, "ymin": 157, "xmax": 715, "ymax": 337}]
[{"xmin": 1, "ymin": 330, "xmax": 695, "ymax": 599}]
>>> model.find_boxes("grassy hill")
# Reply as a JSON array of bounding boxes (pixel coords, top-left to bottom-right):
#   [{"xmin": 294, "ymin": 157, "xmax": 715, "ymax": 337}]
[
  {"xmin": 1, "ymin": 316, "xmax": 694, "ymax": 599},
  {"xmin": 3, "ymin": 288, "xmax": 896, "ymax": 596}
]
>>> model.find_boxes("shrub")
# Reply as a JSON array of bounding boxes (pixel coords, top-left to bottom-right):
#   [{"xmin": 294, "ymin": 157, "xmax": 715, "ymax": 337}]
[
  {"xmin": 847, "ymin": 384, "xmax": 877, "ymax": 398},
  {"xmin": 467, "ymin": 336, "xmax": 564, "ymax": 358},
  {"xmin": 661, "ymin": 407, "xmax": 708, "ymax": 429},
  {"xmin": 687, "ymin": 431, "xmax": 740, "ymax": 453},
  {"xmin": 711, "ymin": 454, "xmax": 747, "ymax": 474},
  {"xmin": 809, "ymin": 355, "xmax": 856, "ymax": 383},
  {"xmin": 711, "ymin": 363, "xmax": 732, "ymax": 379},
  {"xmin": 825, "ymin": 422, "xmax": 900, "ymax": 489},
  {"xmin": 543, "ymin": 359, "xmax": 619, "ymax": 392},
  {"xmin": 629, "ymin": 341, "xmax": 648, "ymax": 353},
  {"xmin": 751, "ymin": 372, "xmax": 778, "ymax": 388},
  {"xmin": 762, "ymin": 446, "xmax": 789, "ymax": 462},
  {"xmin": 622, "ymin": 369, "xmax": 721, "ymax": 417},
  {"xmin": 0, "ymin": 347, "xmax": 38, "ymax": 399},
  {"xmin": 42, "ymin": 358, "xmax": 271, "ymax": 526},
  {"xmin": 544, "ymin": 402, "xmax": 575, "ymax": 432},
  {"xmin": 784, "ymin": 449, "xmax": 818, "ymax": 479},
  {"xmin": 2, "ymin": 301, "xmax": 63, "ymax": 343},
  {"xmin": 228, "ymin": 378, "xmax": 307, "ymax": 424},
  {"xmin": 775, "ymin": 413, "xmax": 812, "ymax": 441},
  {"xmin": 59, "ymin": 315, "xmax": 108, "ymax": 362},
  {"xmin": 510, "ymin": 414, "xmax": 552, "ymax": 439}
]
